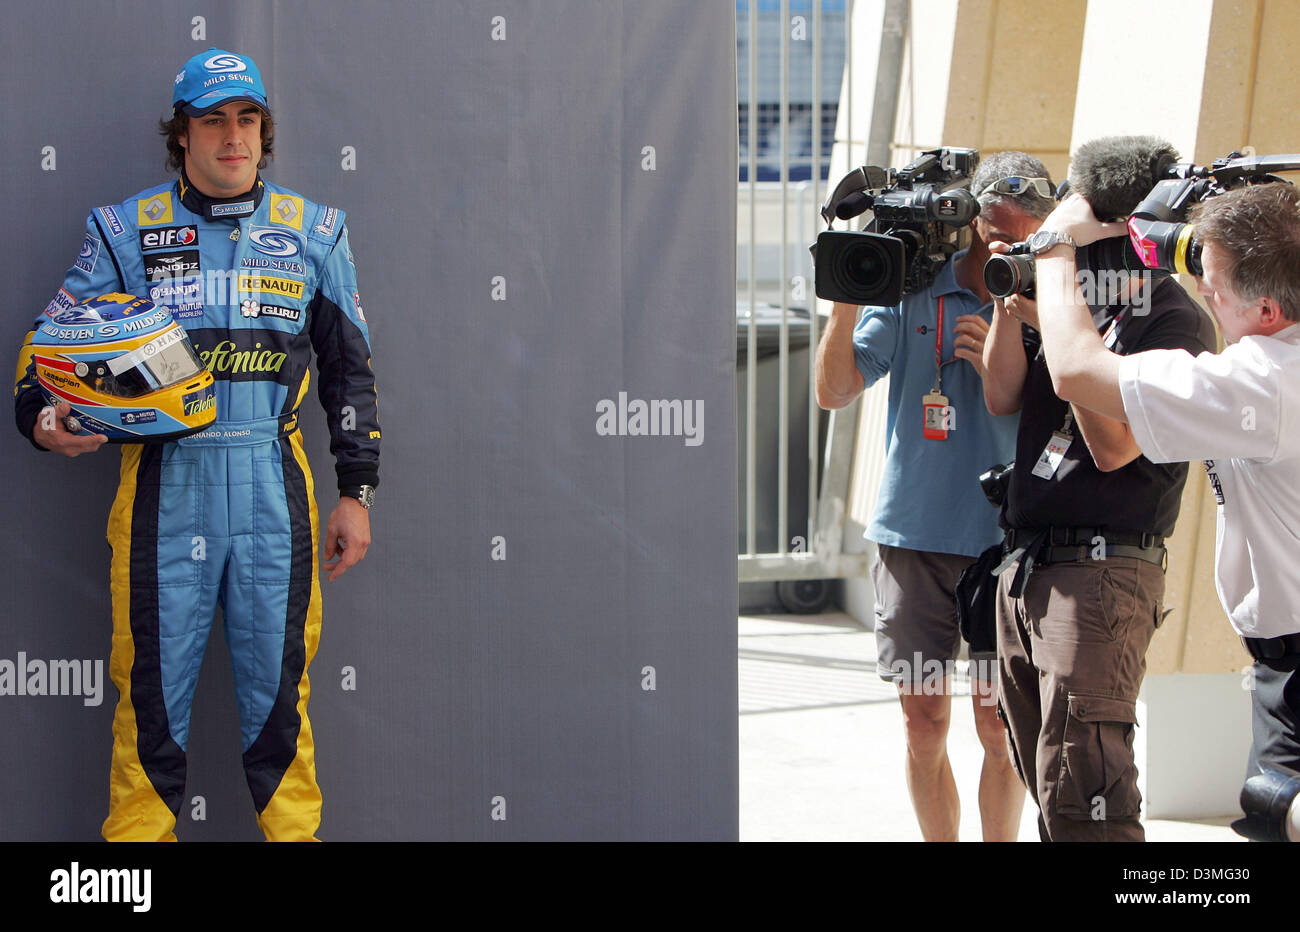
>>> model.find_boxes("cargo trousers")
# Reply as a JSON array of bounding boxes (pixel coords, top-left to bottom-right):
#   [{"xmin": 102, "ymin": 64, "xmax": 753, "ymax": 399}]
[{"xmin": 996, "ymin": 555, "xmax": 1164, "ymax": 842}]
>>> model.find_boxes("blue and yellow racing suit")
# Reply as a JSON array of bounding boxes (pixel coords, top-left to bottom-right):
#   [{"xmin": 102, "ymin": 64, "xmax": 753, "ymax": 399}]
[{"xmin": 14, "ymin": 171, "xmax": 380, "ymax": 841}]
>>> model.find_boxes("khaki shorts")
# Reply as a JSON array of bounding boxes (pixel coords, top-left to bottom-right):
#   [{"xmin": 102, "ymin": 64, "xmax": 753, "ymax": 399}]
[{"xmin": 871, "ymin": 544, "xmax": 994, "ymax": 687}]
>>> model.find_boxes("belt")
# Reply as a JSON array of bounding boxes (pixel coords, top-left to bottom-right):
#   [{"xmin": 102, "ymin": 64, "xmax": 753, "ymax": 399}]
[
  {"xmin": 995, "ymin": 526, "xmax": 1166, "ymax": 598},
  {"xmin": 1005, "ymin": 527, "xmax": 1164, "ymax": 550},
  {"xmin": 1039, "ymin": 544, "xmax": 1166, "ymax": 566},
  {"xmin": 1241, "ymin": 633, "xmax": 1300, "ymax": 661},
  {"xmin": 176, "ymin": 409, "xmax": 301, "ymax": 447}
]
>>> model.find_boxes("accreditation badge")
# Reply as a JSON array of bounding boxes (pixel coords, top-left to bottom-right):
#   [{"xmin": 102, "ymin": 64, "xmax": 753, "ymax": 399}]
[
  {"xmin": 1031, "ymin": 430, "xmax": 1072, "ymax": 479},
  {"xmin": 922, "ymin": 391, "xmax": 951, "ymax": 441}
]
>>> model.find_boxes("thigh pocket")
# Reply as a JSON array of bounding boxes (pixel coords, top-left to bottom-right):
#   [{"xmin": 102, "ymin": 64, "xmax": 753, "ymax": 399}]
[
  {"xmin": 1056, "ymin": 693, "xmax": 1141, "ymax": 822},
  {"xmin": 1097, "ymin": 564, "xmax": 1141, "ymax": 639}
]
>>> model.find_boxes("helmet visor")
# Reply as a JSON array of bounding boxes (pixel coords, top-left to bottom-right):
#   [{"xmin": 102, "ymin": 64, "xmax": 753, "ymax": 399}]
[{"xmin": 96, "ymin": 326, "xmax": 207, "ymax": 398}]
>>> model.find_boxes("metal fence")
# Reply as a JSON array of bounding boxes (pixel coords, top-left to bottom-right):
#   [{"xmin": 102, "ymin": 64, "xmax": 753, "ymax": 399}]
[{"xmin": 736, "ymin": 0, "xmax": 907, "ymax": 601}]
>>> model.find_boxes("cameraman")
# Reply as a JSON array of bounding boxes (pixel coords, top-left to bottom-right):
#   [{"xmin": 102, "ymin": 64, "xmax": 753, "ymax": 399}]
[
  {"xmin": 816, "ymin": 151, "xmax": 1052, "ymax": 841},
  {"xmin": 980, "ymin": 136, "xmax": 1216, "ymax": 842},
  {"xmin": 1032, "ymin": 182, "xmax": 1300, "ymax": 841}
]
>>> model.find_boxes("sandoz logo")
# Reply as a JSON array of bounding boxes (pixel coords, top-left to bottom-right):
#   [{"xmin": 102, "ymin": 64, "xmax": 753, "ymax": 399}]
[
  {"xmin": 249, "ymin": 228, "xmax": 301, "ymax": 259},
  {"xmin": 204, "ymin": 53, "xmax": 246, "ymax": 73}
]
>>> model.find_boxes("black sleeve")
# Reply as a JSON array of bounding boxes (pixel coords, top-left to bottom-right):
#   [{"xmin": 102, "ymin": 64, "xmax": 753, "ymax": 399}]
[{"xmin": 306, "ymin": 229, "xmax": 381, "ymax": 492}]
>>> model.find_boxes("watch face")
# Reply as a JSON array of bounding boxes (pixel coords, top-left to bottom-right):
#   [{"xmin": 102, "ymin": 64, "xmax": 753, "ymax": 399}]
[
  {"xmin": 1028, "ymin": 231, "xmax": 1053, "ymax": 252},
  {"xmin": 348, "ymin": 485, "xmax": 375, "ymax": 509}
]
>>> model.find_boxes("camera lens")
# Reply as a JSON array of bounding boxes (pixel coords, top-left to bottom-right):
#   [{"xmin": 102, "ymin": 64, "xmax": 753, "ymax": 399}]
[
  {"xmin": 827, "ymin": 234, "xmax": 902, "ymax": 305},
  {"xmin": 983, "ymin": 255, "xmax": 1018, "ymax": 297},
  {"xmin": 813, "ymin": 230, "xmax": 907, "ymax": 306},
  {"xmin": 842, "ymin": 239, "xmax": 894, "ymax": 292},
  {"xmin": 983, "ymin": 253, "xmax": 1035, "ymax": 299}
]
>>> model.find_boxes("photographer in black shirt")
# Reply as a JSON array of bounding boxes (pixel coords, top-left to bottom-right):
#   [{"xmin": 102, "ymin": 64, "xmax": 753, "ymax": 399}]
[{"xmin": 980, "ymin": 136, "xmax": 1216, "ymax": 841}]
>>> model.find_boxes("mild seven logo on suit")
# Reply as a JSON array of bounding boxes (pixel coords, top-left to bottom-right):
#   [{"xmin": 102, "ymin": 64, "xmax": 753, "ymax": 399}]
[
  {"xmin": 75, "ymin": 235, "xmax": 100, "ymax": 275},
  {"xmin": 249, "ymin": 228, "xmax": 302, "ymax": 259}
]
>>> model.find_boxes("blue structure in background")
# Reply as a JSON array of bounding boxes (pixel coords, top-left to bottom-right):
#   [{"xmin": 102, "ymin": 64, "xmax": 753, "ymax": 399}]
[{"xmin": 738, "ymin": 1, "xmax": 847, "ymax": 182}]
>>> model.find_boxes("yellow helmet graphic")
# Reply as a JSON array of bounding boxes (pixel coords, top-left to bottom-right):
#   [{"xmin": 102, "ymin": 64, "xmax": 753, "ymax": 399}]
[{"xmin": 32, "ymin": 293, "xmax": 216, "ymax": 441}]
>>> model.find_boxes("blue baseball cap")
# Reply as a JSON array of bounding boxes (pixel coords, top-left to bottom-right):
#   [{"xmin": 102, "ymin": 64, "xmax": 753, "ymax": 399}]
[{"xmin": 172, "ymin": 48, "xmax": 268, "ymax": 117}]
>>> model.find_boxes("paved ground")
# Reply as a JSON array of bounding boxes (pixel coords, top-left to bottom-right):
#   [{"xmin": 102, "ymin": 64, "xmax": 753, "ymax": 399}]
[{"xmin": 739, "ymin": 611, "xmax": 1240, "ymax": 842}]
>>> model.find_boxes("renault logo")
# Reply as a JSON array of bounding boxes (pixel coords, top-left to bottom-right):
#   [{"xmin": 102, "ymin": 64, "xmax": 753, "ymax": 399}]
[
  {"xmin": 143, "ymin": 199, "xmax": 166, "ymax": 220},
  {"xmin": 275, "ymin": 200, "xmax": 298, "ymax": 223}
]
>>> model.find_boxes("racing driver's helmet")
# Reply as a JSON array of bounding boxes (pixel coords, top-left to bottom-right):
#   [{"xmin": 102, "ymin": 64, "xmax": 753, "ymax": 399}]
[{"xmin": 32, "ymin": 293, "xmax": 216, "ymax": 441}]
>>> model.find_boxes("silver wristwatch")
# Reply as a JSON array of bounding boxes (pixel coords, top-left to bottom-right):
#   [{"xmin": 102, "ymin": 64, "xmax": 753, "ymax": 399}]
[
  {"xmin": 1026, "ymin": 230, "xmax": 1077, "ymax": 256},
  {"xmin": 342, "ymin": 485, "xmax": 376, "ymax": 510}
]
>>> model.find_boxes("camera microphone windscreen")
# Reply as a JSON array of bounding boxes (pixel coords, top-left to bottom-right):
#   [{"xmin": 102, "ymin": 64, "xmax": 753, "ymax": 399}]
[
  {"xmin": 1069, "ymin": 136, "xmax": 1181, "ymax": 221},
  {"xmin": 835, "ymin": 191, "xmax": 874, "ymax": 220}
]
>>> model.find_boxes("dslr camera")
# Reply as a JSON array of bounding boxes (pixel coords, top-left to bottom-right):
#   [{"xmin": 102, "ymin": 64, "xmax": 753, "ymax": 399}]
[
  {"xmin": 982, "ymin": 242, "xmax": 1037, "ymax": 300},
  {"xmin": 1127, "ymin": 151, "xmax": 1300, "ymax": 276},
  {"xmin": 812, "ymin": 147, "xmax": 980, "ymax": 307}
]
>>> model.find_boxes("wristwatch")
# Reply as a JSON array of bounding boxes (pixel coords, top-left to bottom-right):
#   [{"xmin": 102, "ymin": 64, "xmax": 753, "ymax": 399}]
[
  {"xmin": 341, "ymin": 484, "xmax": 376, "ymax": 510},
  {"xmin": 1026, "ymin": 230, "xmax": 1077, "ymax": 256}
]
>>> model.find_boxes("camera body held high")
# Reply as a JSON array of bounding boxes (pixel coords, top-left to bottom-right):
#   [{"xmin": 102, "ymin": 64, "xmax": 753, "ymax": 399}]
[{"xmin": 812, "ymin": 147, "xmax": 980, "ymax": 308}]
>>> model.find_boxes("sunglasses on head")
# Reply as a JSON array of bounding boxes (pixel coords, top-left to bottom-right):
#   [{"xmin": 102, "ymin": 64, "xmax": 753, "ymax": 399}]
[{"xmin": 976, "ymin": 176, "xmax": 1054, "ymax": 199}]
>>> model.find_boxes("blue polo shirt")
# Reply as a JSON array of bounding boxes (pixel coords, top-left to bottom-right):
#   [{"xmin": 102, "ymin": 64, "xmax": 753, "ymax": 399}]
[{"xmin": 852, "ymin": 252, "xmax": 1019, "ymax": 557}]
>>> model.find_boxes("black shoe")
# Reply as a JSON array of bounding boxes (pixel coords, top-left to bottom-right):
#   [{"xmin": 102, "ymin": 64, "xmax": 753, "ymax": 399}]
[{"xmin": 1232, "ymin": 766, "xmax": 1300, "ymax": 842}]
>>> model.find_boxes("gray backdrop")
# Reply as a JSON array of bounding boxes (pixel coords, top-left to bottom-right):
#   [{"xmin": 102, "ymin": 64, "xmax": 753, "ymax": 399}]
[{"xmin": 0, "ymin": 0, "xmax": 738, "ymax": 840}]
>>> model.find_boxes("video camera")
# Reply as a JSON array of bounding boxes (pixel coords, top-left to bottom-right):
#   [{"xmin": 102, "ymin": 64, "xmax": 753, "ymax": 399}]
[
  {"xmin": 1127, "ymin": 151, "xmax": 1300, "ymax": 275},
  {"xmin": 812, "ymin": 147, "xmax": 981, "ymax": 307}
]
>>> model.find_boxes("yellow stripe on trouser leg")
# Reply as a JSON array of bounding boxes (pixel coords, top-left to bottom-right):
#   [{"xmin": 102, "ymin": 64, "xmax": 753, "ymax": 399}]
[
  {"xmin": 102, "ymin": 444, "xmax": 178, "ymax": 842},
  {"xmin": 256, "ymin": 429, "xmax": 324, "ymax": 842}
]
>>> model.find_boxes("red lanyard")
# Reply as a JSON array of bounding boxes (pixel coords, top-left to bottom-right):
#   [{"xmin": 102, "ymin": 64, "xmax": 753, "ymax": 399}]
[
  {"xmin": 934, "ymin": 296, "xmax": 946, "ymax": 372},
  {"xmin": 932, "ymin": 296, "xmax": 951, "ymax": 393}
]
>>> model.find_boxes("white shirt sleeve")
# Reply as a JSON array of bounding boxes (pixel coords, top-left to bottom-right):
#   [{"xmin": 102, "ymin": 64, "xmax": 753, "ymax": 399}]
[{"xmin": 1118, "ymin": 341, "xmax": 1283, "ymax": 464}]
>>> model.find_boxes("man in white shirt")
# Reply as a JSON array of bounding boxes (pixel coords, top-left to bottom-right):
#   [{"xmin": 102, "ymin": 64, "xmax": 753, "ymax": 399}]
[{"xmin": 1027, "ymin": 182, "xmax": 1300, "ymax": 841}]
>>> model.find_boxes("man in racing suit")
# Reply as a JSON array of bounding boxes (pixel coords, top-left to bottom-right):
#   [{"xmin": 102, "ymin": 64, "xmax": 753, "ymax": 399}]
[{"xmin": 12, "ymin": 48, "xmax": 380, "ymax": 841}]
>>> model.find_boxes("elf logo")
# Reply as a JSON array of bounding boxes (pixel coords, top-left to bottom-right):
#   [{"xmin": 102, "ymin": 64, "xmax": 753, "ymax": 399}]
[{"xmin": 140, "ymin": 226, "xmax": 198, "ymax": 250}]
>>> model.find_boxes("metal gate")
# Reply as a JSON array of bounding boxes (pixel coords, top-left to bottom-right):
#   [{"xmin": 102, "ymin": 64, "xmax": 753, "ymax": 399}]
[{"xmin": 736, "ymin": 0, "xmax": 908, "ymax": 601}]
